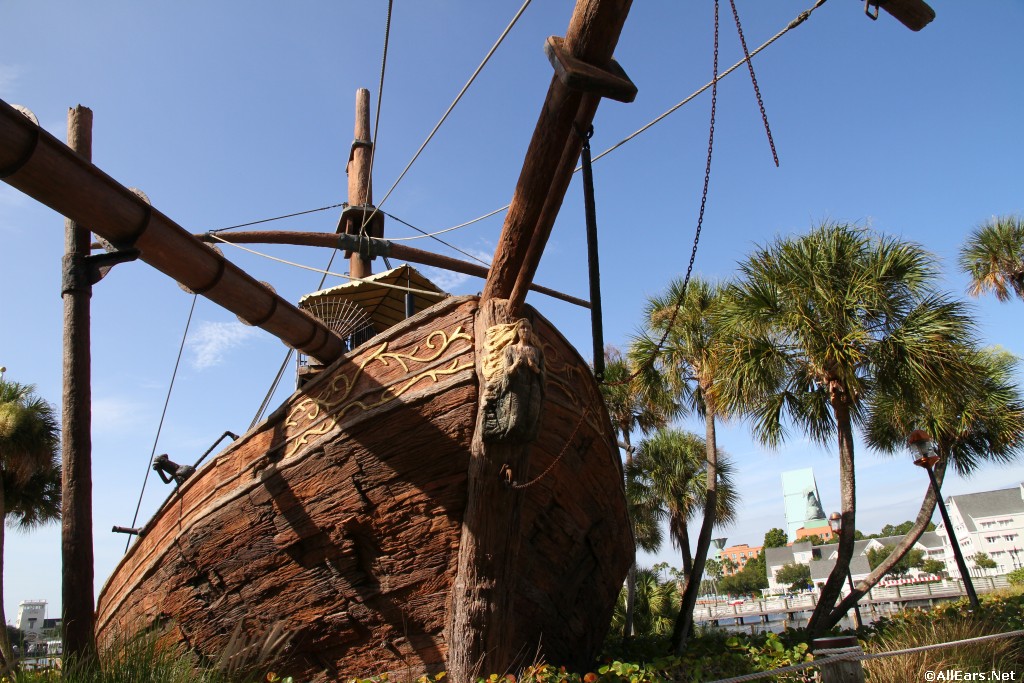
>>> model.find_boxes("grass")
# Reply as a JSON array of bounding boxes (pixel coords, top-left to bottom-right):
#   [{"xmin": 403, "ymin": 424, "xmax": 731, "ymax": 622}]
[
  {"xmin": 861, "ymin": 590, "xmax": 1024, "ymax": 683},
  {"xmin": 7, "ymin": 589, "xmax": 1024, "ymax": 683}
]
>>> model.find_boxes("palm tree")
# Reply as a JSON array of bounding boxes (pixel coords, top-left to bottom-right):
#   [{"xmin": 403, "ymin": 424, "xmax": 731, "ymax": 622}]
[
  {"xmin": 600, "ymin": 347, "xmax": 676, "ymax": 467},
  {"xmin": 607, "ymin": 567, "xmax": 679, "ymax": 639},
  {"xmin": 722, "ymin": 222, "xmax": 976, "ymax": 636},
  {"xmin": 630, "ymin": 276, "xmax": 735, "ymax": 652},
  {"xmin": 599, "ymin": 349, "xmax": 677, "ymax": 639},
  {"xmin": 0, "ymin": 379, "xmax": 61, "ymax": 670},
  {"xmin": 628, "ymin": 428, "xmax": 739, "ymax": 648},
  {"xmin": 824, "ymin": 346, "xmax": 1024, "ymax": 628},
  {"xmin": 959, "ymin": 215, "xmax": 1024, "ymax": 302}
]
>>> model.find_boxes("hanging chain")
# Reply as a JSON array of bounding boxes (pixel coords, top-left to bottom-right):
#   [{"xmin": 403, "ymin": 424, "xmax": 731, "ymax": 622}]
[
  {"xmin": 506, "ymin": 409, "xmax": 590, "ymax": 490},
  {"xmin": 603, "ymin": 0, "xmax": 720, "ymax": 389},
  {"xmin": 729, "ymin": 0, "xmax": 780, "ymax": 167}
]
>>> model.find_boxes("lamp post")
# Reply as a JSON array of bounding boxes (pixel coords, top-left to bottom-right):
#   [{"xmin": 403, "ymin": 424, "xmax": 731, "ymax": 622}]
[
  {"xmin": 907, "ymin": 429, "xmax": 980, "ymax": 609},
  {"xmin": 828, "ymin": 511, "xmax": 863, "ymax": 629}
]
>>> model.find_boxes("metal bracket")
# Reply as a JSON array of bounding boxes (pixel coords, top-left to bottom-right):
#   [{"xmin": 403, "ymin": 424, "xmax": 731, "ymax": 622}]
[
  {"xmin": 864, "ymin": 0, "xmax": 880, "ymax": 21},
  {"xmin": 545, "ymin": 36, "xmax": 637, "ymax": 103},
  {"xmin": 336, "ymin": 203, "xmax": 386, "ymax": 258},
  {"xmin": 336, "ymin": 232, "xmax": 393, "ymax": 261},
  {"xmin": 85, "ymin": 248, "xmax": 140, "ymax": 285},
  {"xmin": 349, "ymin": 137, "xmax": 372, "ymax": 163}
]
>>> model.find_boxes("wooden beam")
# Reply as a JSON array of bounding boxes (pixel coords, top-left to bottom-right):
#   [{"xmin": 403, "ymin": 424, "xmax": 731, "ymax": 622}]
[
  {"xmin": 199, "ymin": 230, "xmax": 591, "ymax": 309},
  {"xmin": 0, "ymin": 98, "xmax": 347, "ymax": 365},
  {"xmin": 482, "ymin": 0, "xmax": 633, "ymax": 313},
  {"xmin": 61, "ymin": 104, "xmax": 97, "ymax": 665}
]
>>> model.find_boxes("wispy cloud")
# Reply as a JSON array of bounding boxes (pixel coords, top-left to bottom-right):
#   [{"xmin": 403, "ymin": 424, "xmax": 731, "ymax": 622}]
[
  {"xmin": 92, "ymin": 395, "xmax": 148, "ymax": 437},
  {"xmin": 422, "ymin": 246, "xmax": 493, "ymax": 293},
  {"xmin": 187, "ymin": 321, "xmax": 258, "ymax": 369},
  {"xmin": 0, "ymin": 64, "xmax": 22, "ymax": 95}
]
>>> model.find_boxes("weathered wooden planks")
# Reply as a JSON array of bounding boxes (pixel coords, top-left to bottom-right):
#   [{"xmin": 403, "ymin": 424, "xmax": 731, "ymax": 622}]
[{"xmin": 95, "ymin": 294, "xmax": 631, "ymax": 682}]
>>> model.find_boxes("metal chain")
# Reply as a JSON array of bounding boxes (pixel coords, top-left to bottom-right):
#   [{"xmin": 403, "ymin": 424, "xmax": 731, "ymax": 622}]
[
  {"xmin": 603, "ymin": 0, "xmax": 719, "ymax": 388},
  {"xmin": 507, "ymin": 409, "xmax": 590, "ymax": 490},
  {"xmin": 729, "ymin": 0, "xmax": 780, "ymax": 167}
]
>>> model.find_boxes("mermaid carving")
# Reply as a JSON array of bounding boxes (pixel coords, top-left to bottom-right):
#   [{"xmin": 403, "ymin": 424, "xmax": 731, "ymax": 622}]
[{"xmin": 480, "ymin": 318, "xmax": 545, "ymax": 443}]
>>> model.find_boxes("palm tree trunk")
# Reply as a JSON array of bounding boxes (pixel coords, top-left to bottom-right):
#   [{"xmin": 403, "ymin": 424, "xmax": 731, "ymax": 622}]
[
  {"xmin": 0, "ymin": 482, "xmax": 15, "ymax": 673},
  {"xmin": 671, "ymin": 409, "xmax": 718, "ymax": 653},
  {"xmin": 807, "ymin": 397, "xmax": 856, "ymax": 637},
  {"xmin": 675, "ymin": 514, "xmax": 693, "ymax": 579},
  {"xmin": 823, "ymin": 457, "xmax": 947, "ymax": 629},
  {"xmin": 622, "ymin": 431, "xmax": 637, "ymax": 640}
]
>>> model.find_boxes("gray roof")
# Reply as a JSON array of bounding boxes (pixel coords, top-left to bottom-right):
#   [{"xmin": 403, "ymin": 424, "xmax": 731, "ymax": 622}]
[
  {"xmin": 949, "ymin": 486, "xmax": 1024, "ymax": 532},
  {"xmin": 809, "ymin": 555, "xmax": 871, "ymax": 581},
  {"xmin": 917, "ymin": 531, "xmax": 943, "ymax": 549},
  {"xmin": 765, "ymin": 545, "xmax": 797, "ymax": 568}
]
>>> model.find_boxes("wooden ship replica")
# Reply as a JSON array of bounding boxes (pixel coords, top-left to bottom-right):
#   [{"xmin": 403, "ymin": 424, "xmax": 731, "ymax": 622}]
[
  {"xmin": 0, "ymin": 0, "xmax": 936, "ymax": 680},
  {"xmin": 0, "ymin": 2, "xmax": 644, "ymax": 680}
]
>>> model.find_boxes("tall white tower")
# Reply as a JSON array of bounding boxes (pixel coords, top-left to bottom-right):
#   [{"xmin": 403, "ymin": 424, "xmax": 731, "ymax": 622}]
[{"xmin": 15, "ymin": 600, "xmax": 47, "ymax": 635}]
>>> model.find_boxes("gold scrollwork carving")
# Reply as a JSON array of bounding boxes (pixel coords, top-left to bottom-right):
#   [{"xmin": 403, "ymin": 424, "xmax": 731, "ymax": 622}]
[{"xmin": 283, "ymin": 326, "xmax": 473, "ymax": 458}]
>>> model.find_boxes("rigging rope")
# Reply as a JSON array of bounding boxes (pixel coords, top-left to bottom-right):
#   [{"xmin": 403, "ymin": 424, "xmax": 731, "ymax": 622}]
[
  {"xmin": 208, "ymin": 203, "xmax": 346, "ymax": 234},
  {"xmin": 358, "ymin": 0, "xmax": 534, "ymax": 236},
  {"xmin": 125, "ymin": 294, "xmax": 198, "ymax": 552},
  {"xmin": 361, "ymin": 0, "xmax": 394, "ymax": 237},
  {"xmin": 382, "ymin": 0, "xmax": 828, "ymax": 245},
  {"xmin": 208, "ymin": 232, "xmax": 448, "ymax": 299},
  {"xmin": 383, "ymin": 210, "xmax": 491, "ymax": 266},
  {"xmin": 249, "ymin": 245, "xmax": 342, "ymax": 428}
]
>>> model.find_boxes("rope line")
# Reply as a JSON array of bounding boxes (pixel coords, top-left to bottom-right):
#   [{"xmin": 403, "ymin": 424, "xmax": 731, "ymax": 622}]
[
  {"xmin": 358, "ymin": 0, "xmax": 533, "ymax": 235},
  {"xmin": 386, "ymin": 0, "xmax": 828, "ymax": 245},
  {"xmin": 208, "ymin": 203, "xmax": 346, "ymax": 234},
  {"xmin": 361, "ymin": 0, "xmax": 394, "ymax": 237},
  {"xmin": 383, "ymin": 210, "xmax": 491, "ymax": 266},
  {"xmin": 385, "ymin": 204, "xmax": 510, "ymax": 242},
  {"xmin": 208, "ymin": 233, "xmax": 449, "ymax": 299},
  {"xmin": 706, "ymin": 628, "xmax": 1024, "ymax": 683},
  {"xmin": 125, "ymin": 294, "xmax": 198, "ymax": 552}
]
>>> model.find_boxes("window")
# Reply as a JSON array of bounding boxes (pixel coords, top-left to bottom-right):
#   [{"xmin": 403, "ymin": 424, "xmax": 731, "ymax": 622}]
[
  {"xmin": 986, "ymin": 536, "xmax": 1000, "ymax": 543},
  {"xmin": 1004, "ymin": 534, "xmax": 1017, "ymax": 542}
]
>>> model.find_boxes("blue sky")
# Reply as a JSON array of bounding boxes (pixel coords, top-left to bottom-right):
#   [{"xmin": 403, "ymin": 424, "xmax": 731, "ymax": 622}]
[{"xmin": 2, "ymin": 1, "xmax": 1023, "ymax": 624}]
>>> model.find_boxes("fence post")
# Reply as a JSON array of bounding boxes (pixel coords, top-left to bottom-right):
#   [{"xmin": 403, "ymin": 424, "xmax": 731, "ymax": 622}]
[{"xmin": 812, "ymin": 636, "xmax": 865, "ymax": 683}]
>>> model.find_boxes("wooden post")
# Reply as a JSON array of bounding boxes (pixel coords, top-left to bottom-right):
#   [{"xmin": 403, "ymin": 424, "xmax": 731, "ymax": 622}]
[
  {"xmin": 346, "ymin": 88, "xmax": 374, "ymax": 279},
  {"xmin": 812, "ymin": 636, "xmax": 866, "ymax": 683},
  {"xmin": 61, "ymin": 104, "xmax": 97, "ymax": 663}
]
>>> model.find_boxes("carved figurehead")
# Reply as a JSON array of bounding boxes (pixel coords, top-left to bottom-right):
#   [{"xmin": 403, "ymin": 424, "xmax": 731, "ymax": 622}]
[{"xmin": 480, "ymin": 317, "xmax": 546, "ymax": 443}]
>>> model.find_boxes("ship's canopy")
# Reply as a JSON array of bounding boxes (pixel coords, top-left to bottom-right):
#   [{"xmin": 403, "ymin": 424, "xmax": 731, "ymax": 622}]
[{"xmin": 298, "ymin": 264, "xmax": 447, "ymax": 341}]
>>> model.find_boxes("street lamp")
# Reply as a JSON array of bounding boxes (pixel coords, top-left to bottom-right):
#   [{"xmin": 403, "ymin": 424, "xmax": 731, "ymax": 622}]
[
  {"xmin": 908, "ymin": 429, "xmax": 980, "ymax": 609},
  {"xmin": 828, "ymin": 511, "xmax": 863, "ymax": 629}
]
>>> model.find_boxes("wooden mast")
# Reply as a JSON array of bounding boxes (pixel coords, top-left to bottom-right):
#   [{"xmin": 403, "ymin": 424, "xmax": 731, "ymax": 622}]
[
  {"xmin": 61, "ymin": 104, "xmax": 97, "ymax": 664},
  {"xmin": 447, "ymin": 2, "xmax": 634, "ymax": 680},
  {"xmin": 344, "ymin": 88, "xmax": 377, "ymax": 279},
  {"xmin": 0, "ymin": 99, "xmax": 347, "ymax": 365}
]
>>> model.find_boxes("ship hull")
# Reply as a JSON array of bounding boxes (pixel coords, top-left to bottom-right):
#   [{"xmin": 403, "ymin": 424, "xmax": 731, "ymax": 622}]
[{"xmin": 95, "ymin": 295, "xmax": 632, "ymax": 680}]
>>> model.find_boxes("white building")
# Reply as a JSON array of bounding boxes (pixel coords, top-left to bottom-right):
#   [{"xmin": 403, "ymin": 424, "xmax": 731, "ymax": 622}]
[
  {"xmin": 15, "ymin": 600, "xmax": 47, "ymax": 636},
  {"xmin": 764, "ymin": 532, "xmax": 946, "ymax": 594},
  {"xmin": 935, "ymin": 483, "xmax": 1024, "ymax": 576}
]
